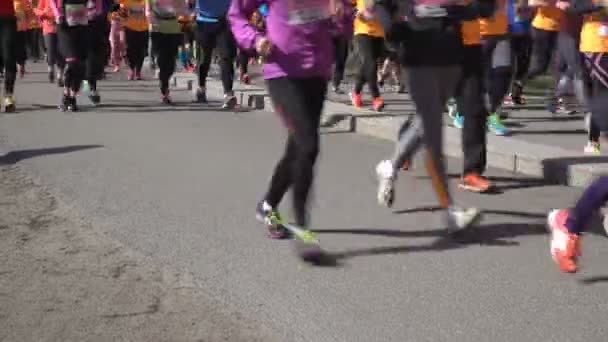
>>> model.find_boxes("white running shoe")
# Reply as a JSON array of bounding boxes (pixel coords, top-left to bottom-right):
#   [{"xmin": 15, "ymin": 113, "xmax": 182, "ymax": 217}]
[
  {"xmin": 375, "ymin": 160, "xmax": 396, "ymax": 208},
  {"xmin": 448, "ymin": 103, "xmax": 458, "ymax": 119},
  {"xmin": 446, "ymin": 206, "xmax": 481, "ymax": 233},
  {"xmin": 583, "ymin": 141, "xmax": 600, "ymax": 155}
]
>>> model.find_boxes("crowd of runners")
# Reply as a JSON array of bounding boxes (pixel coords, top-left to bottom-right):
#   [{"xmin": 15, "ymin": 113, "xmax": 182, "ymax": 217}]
[{"xmin": 0, "ymin": 0, "xmax": 608, "ymax": 272}]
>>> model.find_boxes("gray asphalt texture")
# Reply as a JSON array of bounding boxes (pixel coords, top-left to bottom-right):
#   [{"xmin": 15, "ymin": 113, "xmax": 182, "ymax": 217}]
[{"xmin": 2, "ymin": 65, "xmax": 608, "ymax": 342}]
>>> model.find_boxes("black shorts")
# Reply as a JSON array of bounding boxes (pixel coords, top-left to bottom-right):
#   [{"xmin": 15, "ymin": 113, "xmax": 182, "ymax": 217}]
[
  {"xmin": 182, "ymin": 26, "xmax": 194, "ymax": 45},
  {"xmin": 57, "ymin": 25, "xmax": 88, "ymax": 61},
  {"xmin": 194, "ymin": 19, "xmax": 236, "ymax": 60}
]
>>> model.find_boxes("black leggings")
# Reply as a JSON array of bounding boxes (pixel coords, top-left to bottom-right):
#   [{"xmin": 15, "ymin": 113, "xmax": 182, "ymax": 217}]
[
  {"xmin": 526, "ymin": 27, "xmax": 558, "ymax": 81},
  {"xmin": 511, "ymin": 33, "xmax": 532, "ymax": 82},
  {"xmin": 332, "ymin": 36, "xmax": 348, "ymax": 88},
  {"xmin": 264, "ymin": 77, "xmax": 327, "ymax": 227},
  {"xmin": 481, "ymin": 35, "xmax": 512, "ymax": 113},
  {"xmin": 86, "ymin": 17, "xmax": 109, "ymax": 91},
  {"xmin": 584, "ymin": 53, "xmax": 608, "ymax": 141},
  {"xmin": 456, "ymin": 45, "xmax": 487, "ymax": 175},
  {"xmin": 58, "ymin": 25, "xmax": 88, "ymax": 92},
  {"xmin": 125, "ymin": 29, "xmax": 148, "ymax": 72},
  {"xmin": 588, "ymin": 79, "xmax": 608, "ymax": 142},
  {"xmin": 15, "ymin": 30, "xmax": 27, "ymax": 66},
  {"xmin": 195, "ymin": 19, "xmax": 236, "ymax": 95},
  {"xmin": 237, "ymin": 49, "xmax": 250, "ymax": 74},
  {"xmin": 43, "ymin": 33, "xmax": 65, "ymax": 70},
  {"xmin": 0, "ymin": 16, "xmax": 17, "ymax": 94},
  {"xmin": 151, "ymin": 32, "xmax": 181, "ymax": 94},
  {"xmin": 26, "ymin": 28, "xmax": 42, "ymax": 60},
  {"xmin": 354, "ymin": 34, "xmax": 384, "ymax": 98}
]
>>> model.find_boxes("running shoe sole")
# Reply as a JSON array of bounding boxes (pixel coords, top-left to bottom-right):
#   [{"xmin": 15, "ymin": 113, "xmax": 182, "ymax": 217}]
[
  {"xmin": 447, "ymin": 211, "xmax": 483, "ymax": 234},
  {"xmin": 458, "ymin": 181, "xmax": 491, "ymax": 193},
  {"xmin": 223, "ymin": 96, "xmax": 237, "ymax": 109}
]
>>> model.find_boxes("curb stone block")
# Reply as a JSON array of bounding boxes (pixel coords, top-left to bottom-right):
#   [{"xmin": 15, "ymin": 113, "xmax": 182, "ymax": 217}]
[
  {"xmin": 174, "ymin": 72, "xmax": 603, "ymax": 187},
  {"xmin": 247, "ymin": 94, "xmax": 266, "ymax": 110}
]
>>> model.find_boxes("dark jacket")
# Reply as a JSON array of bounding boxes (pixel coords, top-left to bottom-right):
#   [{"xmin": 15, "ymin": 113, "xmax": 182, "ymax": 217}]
[{"xmin": 377, "ymin": 0, "xmax": 495, "ymax": 66}]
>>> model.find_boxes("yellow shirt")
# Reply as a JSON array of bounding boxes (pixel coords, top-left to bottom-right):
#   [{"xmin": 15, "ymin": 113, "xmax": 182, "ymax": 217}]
[
  {"xmin": 532, "ymin": 6, "xmax": 563, "ymax": 31},
  {"xmin": 462, "ymin": 20, "xmax": 481, "ymax": 45},
  {"xmin": 479, "ymin": 0, "xmax": 508, "ymax": 36},
  {"xmin": 121, "ymin": 0, "xmax": 148, "ymax": 31},
  {"xmin": 580, "ymin": 8, "xmax": 608, "ymax": 53},
  {"xmin": 353, "ymin": 0, "xmax": 384, "ymax": 37}
]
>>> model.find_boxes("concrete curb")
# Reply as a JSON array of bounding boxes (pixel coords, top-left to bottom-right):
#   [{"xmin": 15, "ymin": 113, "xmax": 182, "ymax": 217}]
[{"xmin": 171, "ymin": 73, "xmax": 607, "ymax": 187}]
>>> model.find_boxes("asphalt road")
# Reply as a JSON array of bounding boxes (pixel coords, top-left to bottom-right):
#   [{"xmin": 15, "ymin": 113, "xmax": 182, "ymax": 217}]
[{"xmin": 2, "ymin": 66, "xmax": 608, "ymax": 342}]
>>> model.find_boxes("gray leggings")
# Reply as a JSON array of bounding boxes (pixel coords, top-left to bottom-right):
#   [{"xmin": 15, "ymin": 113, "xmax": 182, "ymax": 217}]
[
  {"xmin": 555, "ymin": 32, "xmax": 589, "ymax": 107},
  {"xmin": 391, "ymin": 66, "xmax": 460, "ymax": 207}
]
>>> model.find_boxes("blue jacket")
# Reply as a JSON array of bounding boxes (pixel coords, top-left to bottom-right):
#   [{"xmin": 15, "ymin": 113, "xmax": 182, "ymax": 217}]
[
  {"xmin": 195, "ymin": 0, "xmax": 232, "ymax": 22},
  {"xmin": 507, "ymin": 0, "xmax": 531, "ymax": 34},
  {"xmin": 259, "ymin": 3, "xmax": 268, "ymax": 17}
]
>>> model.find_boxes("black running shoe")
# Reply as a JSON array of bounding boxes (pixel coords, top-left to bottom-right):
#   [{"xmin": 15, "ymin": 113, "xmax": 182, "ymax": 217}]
[
  {"xmin": 222, "ymin": 94, "xmax": 237, "ymax": 109},
  {"xmin": 193, "ymin": 88, "xmax": 207, "ymax": 103},
  {"xmin": 88, "ymin": 91, "xmax": 101, "ymax": 106},
  {"xmin": 68, "ymin": 96, "xmax": 79, "ymax": 112},
  {"xmin": 59, "ymin": 94, "xmax": 70, "ymax": 111}
]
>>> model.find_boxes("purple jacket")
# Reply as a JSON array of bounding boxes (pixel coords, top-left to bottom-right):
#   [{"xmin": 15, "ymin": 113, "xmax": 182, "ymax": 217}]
[{"xmin": 228, "ymin": 0, "xmax": 353, "ymax": 80}]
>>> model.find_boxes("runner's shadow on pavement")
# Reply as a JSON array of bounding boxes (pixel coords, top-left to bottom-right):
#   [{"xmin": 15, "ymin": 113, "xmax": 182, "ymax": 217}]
[
  {"xmin": 513, "ymin": 115, "xmax": 583, "ymax": 123},
  {"xmin": 318, "ymin": 222, "xmax": 547, "ymax": 262},
  {"xmin": 435, "ymin": 174, "xmax": 551, "ymax": 193},
  {"xmin": 579, "ymin": 276, "xmax": 608, "ymax": 285},
  {"xmin": 509, "ymin": 129, "xmax": 586, "ymax": 136},
  {"xmin": 0, "ymin": 145, "xmax": 103, "ymax": 165},
  {"xmin": 95, "ymin": 103, "xmax": 238, "ymax": 113},
  {"xmin": 9, "ymin": 104, "xmax": 61, "ymax": 112},
  {"xmin": 393, "ymin": 206, "xmax": 548, "ymax": 219},
  {"xmin": 105, "ymin": 84, "xmax": 159, "ymax": 90},
  {"xmin": 486, "ymin": 175, "xmax": 552, "ymax": 193}
]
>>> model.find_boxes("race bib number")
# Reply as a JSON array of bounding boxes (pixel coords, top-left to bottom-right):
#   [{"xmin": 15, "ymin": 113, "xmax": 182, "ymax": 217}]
[
  {"xmin": 129, "ymin": 5, "xmax": 145, "ymax": 18},
  {"xmin": 154, "ymin": 0, "xmax": 176, "ymax": 18},
  {"xmin": 65, "ymin": 4, "xmax": 88, "ymax": 26},
  {"xmin": 288, "ymin": 0, "xmax": 330, "ymax": 25}
]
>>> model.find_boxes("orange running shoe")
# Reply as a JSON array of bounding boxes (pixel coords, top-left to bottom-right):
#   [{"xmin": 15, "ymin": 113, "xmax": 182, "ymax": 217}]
[
  {"xmin": 350, "ymin": 90, "xmax": 362, "ymax": 108},
  {"xmin": 547, "ymin": 209, "xmax": 581, "ymax": 273},
  {"xmin": 372, "ymin": 96, "xmax": 385, "ymax": 112},
  {"xmin": 459, "ymin": 173, "xmax": 492, "ymax": 193}
]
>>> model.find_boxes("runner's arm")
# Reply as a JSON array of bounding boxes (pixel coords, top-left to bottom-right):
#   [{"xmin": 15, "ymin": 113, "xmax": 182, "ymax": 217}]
[
  {"xmin": 144, "ymin": 0, "xmax": 151, "ymax": 19},
  {"xmin": 228, "ymin": 0, "xmax": 263, "ymax": 51}
]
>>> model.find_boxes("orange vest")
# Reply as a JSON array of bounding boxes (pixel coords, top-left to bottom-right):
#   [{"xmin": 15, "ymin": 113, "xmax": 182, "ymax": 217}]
[
  {"xmin": 353, "ymin": 0, "xmax": 384, "ymax": 37},
  {"xmin": 479, "ymin": 0, "xmax": 508, "ymax": 36},
  {"xmin": 120, "ymin": 0, "xmax": 148, "ymax": 31},
  {"xmin": 462, "ymin": 20, "xmax": 481, "ymax": 45},
  {"xmin": 579, "ymin": 3, "xmax": 608, "ymax": 53},
  {"xmin": 532, "ymin": 6, "xmax": 563, "ymax": 31}
]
